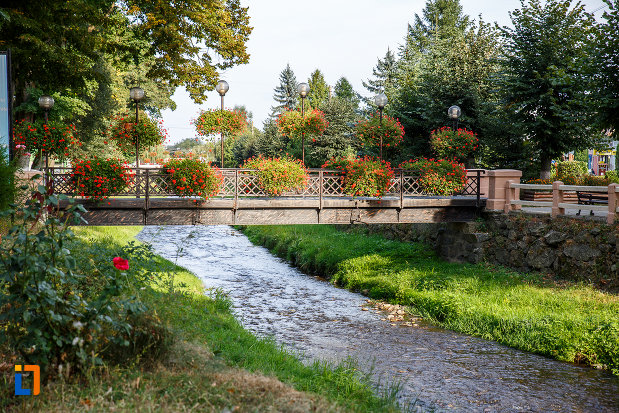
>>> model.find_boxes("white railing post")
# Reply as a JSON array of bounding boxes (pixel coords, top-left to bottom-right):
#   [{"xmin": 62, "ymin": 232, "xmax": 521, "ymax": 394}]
[
  {"xmin": 551, "ymin": 181, "xmax": 564, "ymax": 218},
  {"xmin": 607, "ymin": 183, "xmax": 617, "ymax": 225}
]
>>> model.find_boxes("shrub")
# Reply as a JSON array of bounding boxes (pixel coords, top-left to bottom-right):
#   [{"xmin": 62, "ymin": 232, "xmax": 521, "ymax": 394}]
[
  {"xmin": 581, "ymin": 175, "xmax": 610, "ymax": 186},
  {"xmin": 604, "ymin": 170, "xmax": 619, "ymax": 184},
  {"xmin": 162, "ymin": 158, "xmax": 222, "ymax": 199},
  {"xmin": 555, "ymin": 161, "xmax": 588, "ymax": 181},
  {"xmin": 429, "ymin": 127, "xmax": 478, "ymax": 162},
  {"xmin": 71, "ymin": 158, "xmax": 132, "ymax": 200},
  {"xmin": 355, "ymin": 112, "xmax": 404, "ymax": 149},
  {"xmin": 108, "ymin": 115, "xmax": 168, "ymax": 157},
  {"xmin": 400, "ymin": 158, "xmax": 467, "ymax": 195},
  {"xmin": 241, "ymin": 155, "xmax": 309, "ymax": 196},
  {"xmin": 13, "ymin": 119, "xmax": 79, "ymax": 160},
  {"xmin": 0, "ymin": 149, "xmax": 17, "ymax": 211},
  {"xmin": 277, "ymin": 109, "xmax": 329, "ymax": 140},
  {"xmin": 194, "ymin": 108, "xmax": 247, "ymax": 137},
  {"xmin": 323, "ymin": 156, "xmax": 394, "ymax": 197}
]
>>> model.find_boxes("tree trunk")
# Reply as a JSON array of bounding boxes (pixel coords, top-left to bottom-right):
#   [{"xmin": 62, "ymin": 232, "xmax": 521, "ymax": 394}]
[{"xmin": 540, "ymin": 156, "xmax": 552, "ymax": 180}]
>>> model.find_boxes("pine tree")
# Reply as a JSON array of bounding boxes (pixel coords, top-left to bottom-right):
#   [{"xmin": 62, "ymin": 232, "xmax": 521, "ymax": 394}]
[
  {"xmin": 307, "ymin": 69, "xmax": 330, "ymax": 109},
  {"xmin": 271, "ymin": 64, "xmax": 298, "ymax": 116},
  {"xmin": 362, "ymin": 48, "xmax": 398, "ymax": 105},
  {"xmin": 499, "ymin": 0, "xmax": 597, "ymax": 178},
  {"xmin": 334, "ymin": 77, "xmax": 359, "ymax": 108}
]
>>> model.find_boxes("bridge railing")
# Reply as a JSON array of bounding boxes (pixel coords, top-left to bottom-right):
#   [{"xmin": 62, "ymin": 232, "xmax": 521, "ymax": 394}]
[{"xmin": 45, "ymin": 167, "xmax": 485, "ymax": 203}]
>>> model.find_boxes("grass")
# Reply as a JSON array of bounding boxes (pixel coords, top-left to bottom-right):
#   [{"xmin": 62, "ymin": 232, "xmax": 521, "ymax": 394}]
[
  {"xmin": 2, "ymin": 225, "xmax": 400, "ymax": 412},
  {"xmin": 240, "ymin": 225, "xmax": 619, "ymax": 376}
]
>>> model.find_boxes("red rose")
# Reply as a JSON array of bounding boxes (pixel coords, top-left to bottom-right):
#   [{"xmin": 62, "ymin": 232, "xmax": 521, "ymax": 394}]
[{"xmin": 112, "ymin": 257, "xmax": 129, "ymax": 271}]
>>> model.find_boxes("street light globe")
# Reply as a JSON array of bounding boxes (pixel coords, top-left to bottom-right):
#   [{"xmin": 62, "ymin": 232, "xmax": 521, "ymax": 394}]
[
  {"xmin": 130, "ymin": 87, "xmax": 145, "ymax": 102},
  {"xmin": 216, "ymin": 80, "xmax": 229, "ymax": 96},
  {"xmin": 38, "ymin": 95, "xmax": 55, "ymax": 110},
  {"xmin": 448, "ymin": 105, "xmax": 461, "ymax": 119},
  {"xmin": 297, "ymin": 82, "xmax": 310, "ymax": 98},
  {"xmin": 374, "ymin": 93, "xmax": 388, "ymax": 109}
]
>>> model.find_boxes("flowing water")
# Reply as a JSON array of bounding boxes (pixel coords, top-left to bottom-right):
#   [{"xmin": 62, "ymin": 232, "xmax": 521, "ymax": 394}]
[{"xmin": 138, "ymin": 225, "xmax": 619, "ymax": 412}]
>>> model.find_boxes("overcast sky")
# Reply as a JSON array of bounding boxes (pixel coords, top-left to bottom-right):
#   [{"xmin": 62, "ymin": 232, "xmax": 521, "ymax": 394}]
[{"xmin": 160, "ymin": 0, "xmax": 608, "ymax": 145}]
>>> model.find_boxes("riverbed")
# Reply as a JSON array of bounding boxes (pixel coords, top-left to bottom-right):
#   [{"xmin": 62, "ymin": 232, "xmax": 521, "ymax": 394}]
[{"xmin": 138, "ymin": 225, "xmax": 619, "ymax": 412}]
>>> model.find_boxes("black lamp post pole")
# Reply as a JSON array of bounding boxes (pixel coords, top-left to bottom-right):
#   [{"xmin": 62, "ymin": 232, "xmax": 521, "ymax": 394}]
[
  {"xmin": 379, "ymin": 108, "xmax": 384, "ymax": 161},
  {"xmin": 221, "ymin": 94, "xmax": 225, "ymax": 168},
  {"xmin": 135, "ymin": 99, "xmax": 140, "ymax": 168},
  {"xmin": 301, "ymin": 96, "xmax": 305, "ymax": 164}
]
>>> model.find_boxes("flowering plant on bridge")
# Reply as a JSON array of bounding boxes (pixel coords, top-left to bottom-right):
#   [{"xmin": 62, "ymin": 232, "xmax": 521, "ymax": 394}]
[
  {"xmin": 194, "ymin": 108, "xmax": 247, "ymax": 138},
  {"xmin": 71, "ymin": 157, "xmax": 132, "ymax": 200},
  {"xmin": 241, "ymin": 155, "xmax": 308, "ymax": 196},
  {"xmin": 355, "ymin": 112, "xmax": 404, "ymax": 148},
  {"xmin": 13, "ymin": 119, "xmax": 80, "ymax": 159},
  {"xmin": 108, "ymin": 115, "xmax": 168, "ymax": 157},
  {"xmin": 277, "ymin": 109, "xmax": 328, "ymax": 140},
  {"xmin": 163, "ymin": 158, "xmax": 222, "ymax": 199},
  {"xmin": 429, "ymin": 127, "xmax": 478, "ymax": 162},
  {"xmin": 399, "ymin": 158, "xmax": 467, "ymax": 196},
  {"xmin": 323, "ymin": 156, "xmax": 394, "ymax": 198}
]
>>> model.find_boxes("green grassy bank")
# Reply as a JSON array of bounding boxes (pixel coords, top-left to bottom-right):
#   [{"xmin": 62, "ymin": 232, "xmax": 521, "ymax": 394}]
[
  {"xmin": 2, "ymin": 226, "xmax": 399, "ymax": 412},
  {"xmin": 240, "ymin": 225, "xmax": 619, "ymax": 376}
]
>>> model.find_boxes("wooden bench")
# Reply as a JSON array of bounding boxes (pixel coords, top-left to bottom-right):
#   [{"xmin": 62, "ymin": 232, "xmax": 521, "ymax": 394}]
[{"xmin": 576, "ymin": 191, "xmax": 608, "ymax": 216}]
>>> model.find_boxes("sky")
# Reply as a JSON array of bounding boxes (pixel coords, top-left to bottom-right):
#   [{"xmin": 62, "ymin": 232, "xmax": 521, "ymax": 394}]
[{"xmin": 160, "ymin": 0, "xmax": 609, "ymax": 145}]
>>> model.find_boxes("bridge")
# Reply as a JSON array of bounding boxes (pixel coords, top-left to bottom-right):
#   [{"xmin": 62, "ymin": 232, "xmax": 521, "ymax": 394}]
[{"xmin": 47, "ymin": 167, "xmax": 487, "ymax": 226}]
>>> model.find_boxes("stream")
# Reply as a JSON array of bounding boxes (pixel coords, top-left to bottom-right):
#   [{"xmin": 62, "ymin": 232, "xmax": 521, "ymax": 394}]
[{"xmin": 137, "ymin": 225, "xmax": 619, "ymax": 412}]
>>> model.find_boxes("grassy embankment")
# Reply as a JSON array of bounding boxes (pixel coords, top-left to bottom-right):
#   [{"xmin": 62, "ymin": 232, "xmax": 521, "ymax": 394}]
[
  {"xmin": 3, "ymin": 226, "xmax": 400, "ymax": 412},
  {"xmin": 241, "ymin": 225, "xmax": 619, "ymax": 376}
]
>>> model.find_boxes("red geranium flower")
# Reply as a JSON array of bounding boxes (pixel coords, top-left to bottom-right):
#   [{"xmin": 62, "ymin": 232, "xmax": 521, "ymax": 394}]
[{"xmin": 113, "ymin": 257, "xmax": 129, "ymax": 271}]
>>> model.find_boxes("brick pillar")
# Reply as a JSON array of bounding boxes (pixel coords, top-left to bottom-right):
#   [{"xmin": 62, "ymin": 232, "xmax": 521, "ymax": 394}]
[
  {"xmin": 485, "ymin": 169, "xmax": 522, "ymax": 211},
  {"xmin": 551, "ymin": 181, "xmax": 564, "ymax": 218},
  {"xmin": 608, "ymin": 183, "xmax": 617, "ymax": 225}
]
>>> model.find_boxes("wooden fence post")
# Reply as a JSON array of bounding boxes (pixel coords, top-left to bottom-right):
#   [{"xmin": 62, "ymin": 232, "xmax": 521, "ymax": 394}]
[
  {"xmin": 608, "ymin": 183, "xmax": 617, "ymax": 225},
  {"xmin": 551, "ymin": 181, "xmax": 564, "ymax": 218}
]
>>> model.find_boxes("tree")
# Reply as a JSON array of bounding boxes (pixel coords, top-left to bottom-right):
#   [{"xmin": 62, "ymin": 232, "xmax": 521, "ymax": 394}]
[
  {"xmin": 499, "ymin": 0, "xmax": 597, "ymax": 178},
  {"xmin": 362, "ymin": 48, "xmax": 398, "ymax": 107},
  {"xmin": 271, "ymin": 64, "xmax": 298, "ymax": 116},
  {"xmin": 307, "ymin": 69, "xmax": 330, "ymax": 109},
  {"xmin": 594, "ymin": 0, "xmax": 619, "ymax": 137},
  {"xmin": 334, "ymin": 77, "xmax": 359, "ymax": 108}
]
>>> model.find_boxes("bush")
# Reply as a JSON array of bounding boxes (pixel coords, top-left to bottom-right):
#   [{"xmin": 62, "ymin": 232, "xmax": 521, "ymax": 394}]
[
  {"xmin": 277, "ymin": 109, "xmax": 329, "ymax": 140},
  {"xmin": 555, "ymin": 161, "xmax": 587, "ymax": 181},
  {"xmin": 13, "ymin": 119, "xmax": 79, "ymax": 160},
  {"xmin": 429, "ymin": 127, "xmax": 478, "ymax": 162},
  {"xmin": 241, "ymin": 155, "xmax": 308, "ymax": 196},
  {"xmin": 323, "ymin": 156, "xmax": 394, "ymax": 197},
  {"xmin": 162, "ymin": 158, "xmax": 222, "ymax": 199},
  {"xmin": 108, "ymin": 115, "xmax": 168, "ymax": 157},
  {"xmin": 194, "ymin": 108, "xmax": 247, "ymax": 138},
  {"xmin": 0, "ymin": 188, "xmax": 163, "ymax": 376},
  {"xmin": 581, "ymin": 175, "xmax": 610, "ymax": 186},
  {"xmin": 71, "ymin": 157, "xmax": 132, "ymax": 200},
  {"xmin": 400, "ymin": 158, "xmax": 467, "ymax": 195},
  {"xmin": 0, "ymin": 149, "xmax": 17, "ymax": 211},
  {"xmin": 355, "ymin": 112, "xmax": 404, "ymax": 149},
  {"xmin": 604, "ymin": 170, "xmax": 619, "ymax": 184}
]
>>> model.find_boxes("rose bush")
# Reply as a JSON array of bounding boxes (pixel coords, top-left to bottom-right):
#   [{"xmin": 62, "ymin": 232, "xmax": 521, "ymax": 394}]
[
  {"xmin": 323, "ymin": 156, "xmax": 394, "ymax": 198},
  {"xmin": 355, "ymin": 112, "xmax": 405, "ymax": 149},
  {"xmin": 277, "ymin": 109, "xmax": 328, "ymax": 140},
  {"xmin": 162, "ymin": 158, "xmax": 222, "ymax": 199},
  {"xmin": 400, "ymin": 158, "xmax": 467, "ymax": 195},
  {"xmin": 13, "ymin": 119, "xmax": 79, "ymax": 159},
  {"xmin": 108, "ymin": 115, "xmax": 168, "ymax": 157},
  {"xmin": 429, "ymin": 127, "xmax": 478, "ymax": 162},
  {"xmin": 194, "ymin": 108, "xmax": 247, "ymax": 137},
  {"xmin": 71, "ymin": 157, "xmax": 132, "ymax": 200},
  {"xmin": 241, "ymin": 155, "xmax": 308, "ymax": 196}
]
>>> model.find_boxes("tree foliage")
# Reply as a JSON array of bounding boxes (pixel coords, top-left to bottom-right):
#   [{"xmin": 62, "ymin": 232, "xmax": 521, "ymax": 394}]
[
  {"xmin": 271, "ymin": 64, "xmax": 298, "ymax": 116},
  {"xmin": 594, "ymin": 0, "xmax": 619, "ymax": 136},
  {"xmin": 307, "ymin": 69, "xmax": 330, "ymax": 109},
  {"xmin": 334, "ymin": 77, "xmax": 360, "ymax": 108}
]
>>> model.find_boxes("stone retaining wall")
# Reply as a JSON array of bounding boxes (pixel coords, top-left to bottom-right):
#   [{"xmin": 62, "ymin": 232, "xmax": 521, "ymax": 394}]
[{"xmin": 358, "ymin": 212, "xmax": 618, "ymax": 292}]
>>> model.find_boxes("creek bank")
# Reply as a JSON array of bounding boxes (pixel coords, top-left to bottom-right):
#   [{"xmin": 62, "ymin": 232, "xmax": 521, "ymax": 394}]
[{"xmin": 353, "ymin": 212, "xmax": 619, "ymax": 292}]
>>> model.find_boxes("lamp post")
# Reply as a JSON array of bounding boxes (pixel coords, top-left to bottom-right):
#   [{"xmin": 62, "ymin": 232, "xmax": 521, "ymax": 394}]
[
  {"xmin": 448, "ymin": 105, "xmax": 461, "ymax": 131},
  {"xmin": 38, "ymin": 95, "xmax": 54, "ymax": 170},
  {"xmin": 374, "ymin": 93, "xmax": 388, "ymax": 160},
  {"xmin": 130, "ymin": 87, "xmax": 145, "ymax": 168},
  {"xmin": 297, "ymin": 82, "xmax": 310, "ymax": 164},
  {"xmin": 216, "ymin": 80, "xmax": 229, "ymax": 168}
]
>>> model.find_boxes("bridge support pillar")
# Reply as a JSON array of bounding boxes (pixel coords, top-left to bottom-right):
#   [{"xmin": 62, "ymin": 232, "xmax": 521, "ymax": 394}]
[{"xmin": 485, "ymin": 170, "xmax": 522, "ymax": 211}]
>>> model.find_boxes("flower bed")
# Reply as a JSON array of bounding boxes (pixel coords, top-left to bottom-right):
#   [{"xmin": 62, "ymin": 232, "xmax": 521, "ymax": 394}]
[
  {"xmin": 13, "ymin": 119, "xmax": 79, "ymax": 159},
  {"xmin": 355, "ymin": 112, "xmax": 404, "ymax": 149},
  {"xmin": 429, "ymin": 127, "xmax": 478, "ymax": 162},
  {"xmin": 277, "ymin": 109, "xmax": 328, "ymax": 140},
  {"xmin": 241, "ymin": 155, "xmax": 308, "ymax": 196},
  {"xmin": 399, "ymin": 158, "xmax": 467, "ymax": 196},
  {"xmin": 71, "ymin": 158, "xmax": 132, "ymax": 200},
  {"xmin": 162, "ymin": 158, "xmax": 222, "ymax": 199},
  {"xmin": 323, "ymin": 156, "xmax": 394, "ymax": 198},
  {"xmin": 108, "ymin": 115, "xmax": 168, "ymax": 157}
]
